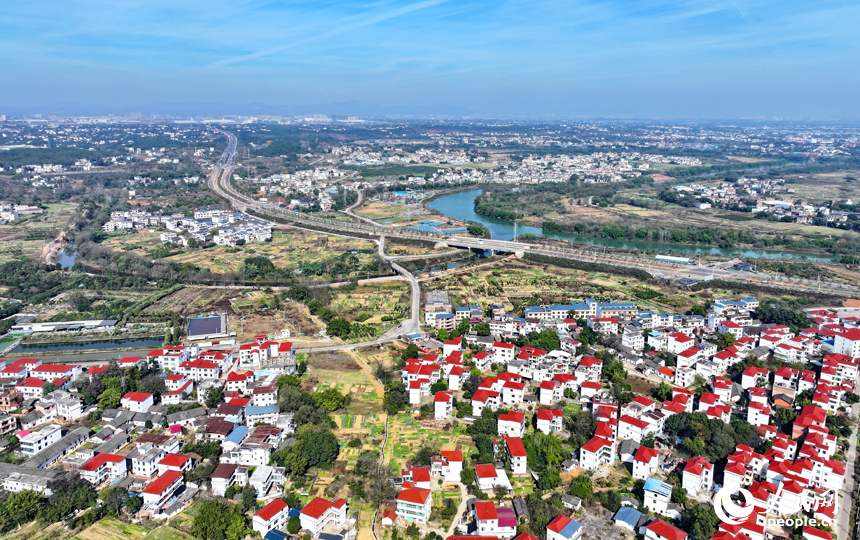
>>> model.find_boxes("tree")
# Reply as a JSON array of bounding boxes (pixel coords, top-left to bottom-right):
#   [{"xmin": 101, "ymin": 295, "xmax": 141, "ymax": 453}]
[
  {"xmin": 41, "ymin": 382, "xmax": 58, "ymax": 396},
  {"xmin": 714, "ymin": 332, "xmax": 737, "ymax": 350},
  {"xmin": 312, "ymin": 387, "xmax": 350, "ymax": 412},
  {"xmin": 654, "ymin": 382, "xmax": 673, "ymax": 402},
  {"xmin": 98, "ymin": 387, "xmax": 121, "ymax": 409},
  {"xmin": 430, "ymin": 381, "xmax": 448, "ymax": 393},
  {"xmin": 437, "ymin": 328, "xmax": 450, "ymax": 341},
  {"xmin": 671, "ymin": 483, "xmax": 688, "ymax": 505},
  {"xmin": 297, "ymin": 427, "xmax": 340, "ymax": 469},
  {"xmin": 287, "ymin": 517, "xmax": 301, "ymax": 534},
  {"xmin": 192, "ymin": 499, "xmax": 248, "ymax": 540},
  {"xmin": 473, "ymin": 323, "xmax": 491, "ymax": 336},
  {"xmin": 205, "ymin": 386, "xmax": 224, "ymax": 408},
  {"xmin": 460, "ymin": 468, "xmax": 476, "ymax": 485},
  {"xmin": 327, "ymin": 317, "xmax": 351, "ymax": 339},
  {"xmin": 240, "ymin": 484, "xmax": 258, "ymax": 512},
  {"xmin": 4, "ymin": 490, "xmax": 45, "ymax": 523},
  {"xmin": 681, "ymin": 504, "xmax": 721, "ymax": 539},
  {"xmin": 125, "ymin": 495, "xmax": 143, "ymax": 514},
  {"xmin": 411, "ymin": 446, "xmax": 436, "ymax": 467},
  {"xmin": 846, "ymin": 392, "xmax": 860, "ymax": 405},
  {"xmin": 571, "ymin": 473, "xmax": 593, "ymax": 500},
  {"xmin": 347, "ymin": 438, "xmax": 363, "ymax": 448},
  {"xmin": 774, "ymin": 407, "xmax": 796, "ymax": 429}
]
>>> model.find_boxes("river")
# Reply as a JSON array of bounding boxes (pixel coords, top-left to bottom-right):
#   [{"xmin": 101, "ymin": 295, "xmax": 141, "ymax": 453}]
[{"xmin": 428, "ymin": 189, "xmax": 836, "ymax": 262}]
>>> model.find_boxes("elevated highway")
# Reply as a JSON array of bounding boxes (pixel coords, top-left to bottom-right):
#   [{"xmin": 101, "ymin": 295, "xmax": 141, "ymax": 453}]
[{"xmin": 207, "ymin": 130, "xmax": 860, "ymax": 297}]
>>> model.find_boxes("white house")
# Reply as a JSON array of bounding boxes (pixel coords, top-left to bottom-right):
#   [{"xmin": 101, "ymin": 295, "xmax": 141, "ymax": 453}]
[
  {"xmin": 396, "ymin": 487, "xmax": 432, "ymax": 524},
  {"xmin": 253, "ymin": 499, "xmax": 290, "ymax": 536},
  {"xmin": 121, "ymin": 392, "xmax": 154, "ymax": 413},
  {"xmin": 299, "ymin": 497, "xmax": 348, "ymax": 537}
]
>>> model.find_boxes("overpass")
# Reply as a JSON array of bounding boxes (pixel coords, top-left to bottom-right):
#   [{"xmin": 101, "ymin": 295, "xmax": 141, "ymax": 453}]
[{"xmin": 207, "ymin": 129, "xmax": 860, "ymax": 297}]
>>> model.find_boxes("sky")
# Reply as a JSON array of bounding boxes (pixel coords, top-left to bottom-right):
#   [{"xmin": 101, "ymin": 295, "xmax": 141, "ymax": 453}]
[{"xmin": 1, "ymin": 0, "xmax": 859, "ymax": 118}]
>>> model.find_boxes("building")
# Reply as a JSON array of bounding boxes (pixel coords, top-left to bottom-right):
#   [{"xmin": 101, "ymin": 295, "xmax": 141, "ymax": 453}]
[
  {"xmin": 644, "ymin": 518, "xmax": 688, "ymax": 540},
  {"xmin": 474, "ymin": 501, "xmax": 518, "ymax": 538},
  {"xmin": 121, "ymin": 392, "xmax": 154, "ymax": 413},
  {"xmin": 397, "ymin": 487, "xmax": 432, "ymax": 524},
  {"xmin": 682, "ymin": 457, "xmax": 714, "ymax": 496},
  {"xmin": 430, "ymin": 451, "xmax": 463, "ymax": 483},
  {"xmin": 20, "ymin": 425, "xmax": 62, "ymax": 457},
  {"xmin": 253, "ymin": 499, "xmax": 290, "ymax": 536},
  {"xmin": 580, "ymin": 436, "xmax": 614, "ymax": 471},
  {"xmin": 299, "ymin": 497, "xmax": 349, "ymax": 537},
  {"xmin": 80, "ymin": 453, "xmax": 127, "ymax": 485},
  {"xmin": 535, "ymin": 409, "xmax": 563, "ymax": 434},
  {"xmin": 632, "ymin": 446, "xmax": 659, "ymax": 480},
  {"xmin": 141, "ymin": 470, "xmax": 184, "ymax": 509},
  {"xmin": 643, "ymin": 478, "xmax": 673, "ymax": 515},
  {"xmin": 547, "ymin": 514, "xmax": 583, "ymax": 540}
]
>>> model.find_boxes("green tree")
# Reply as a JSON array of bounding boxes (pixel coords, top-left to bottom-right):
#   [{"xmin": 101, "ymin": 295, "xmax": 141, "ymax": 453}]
[
  {"xmin": 192, "ymin": 499, "xmax": 248, "ymax": 540},
  {"xmin": 460, "ymin": 468, "xmax": 476, "ymax": 485},
  {"xmin": 4, "ymin": 490, "xmax": 45, "ymax": 523},
  {"xmin": 681, "ymin": 504, "xmax": 721, "ymax": 539},
  {"xmin": 312, "ymin": 387, "xmax": 350, "ymax": 412},
  {"xmin": 287, "ymin": 516, "xmax": 301, "ymax": 534},
  {"xmin": 654, "ymin": 382, "xmax": 673, "ymax": 402},
  {"xmin": 205, "ymin": 386, "xmax": 224, "ymax": 408},
  {"xmin": 685, "ymin": 436, "xmax": 706, "ymax": 456},
  {"xmin": 571, "ymin": 473, "xmax": 593, "ymax": 500},
  {"xmin": 98, "ymin": 387, "xmax": 121, "ymax": 409},
  {"xmin": 327, "ymin": 317, "xmax": 352, "ymax": 339},
  {"xmin": 473, "ymin": 323, "xmax": 491, "ymax": 336},
  {"xmin": 125, "ymin": 495, "xmax": 143, "ymax": 514},
  {"xmin": 41, "ymin": 382, "xmax": 58, "ymax": 396}
]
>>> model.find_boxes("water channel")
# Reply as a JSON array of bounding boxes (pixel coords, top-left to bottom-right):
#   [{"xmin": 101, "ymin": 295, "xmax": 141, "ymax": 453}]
[
  {"xmin": 10, "ymin": 337, "xmax": 164, "ymax": 354},
  {"xmin": 428, "ymin": 189, "xmax": 836, "ymax": 262}
]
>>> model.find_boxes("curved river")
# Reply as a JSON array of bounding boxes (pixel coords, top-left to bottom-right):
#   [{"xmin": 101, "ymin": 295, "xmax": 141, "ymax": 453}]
[{"xmin": 428, "ymin": 189, "xmax": 836, "ymax": 262}]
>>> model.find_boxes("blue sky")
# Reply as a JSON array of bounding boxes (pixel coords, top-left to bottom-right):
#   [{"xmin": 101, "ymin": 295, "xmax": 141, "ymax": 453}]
[{"xmin": 1, "ymin": 0, "xmax": 859, "ymax": 117}]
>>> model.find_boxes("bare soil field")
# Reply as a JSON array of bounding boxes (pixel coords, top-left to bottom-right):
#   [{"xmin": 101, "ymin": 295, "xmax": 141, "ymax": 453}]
[{"xmin": 144, "ymin": 287, "xmax": 237, "ymax": 315}]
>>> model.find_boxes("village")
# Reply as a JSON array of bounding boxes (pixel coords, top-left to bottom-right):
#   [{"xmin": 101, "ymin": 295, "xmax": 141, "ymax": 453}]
[{"xmin": 0, "ymin": 289, "xmax": 854, "ymax": 540}]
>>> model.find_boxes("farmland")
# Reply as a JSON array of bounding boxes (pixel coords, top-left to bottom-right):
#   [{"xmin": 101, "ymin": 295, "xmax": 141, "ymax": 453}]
[
  {"xmin": 0, "ymin": 202, "xmax": 80, "ymax": 264},
  {"xmin": 102, "ymin": 226, "xmax": 378, "ymax": 276},
  {"xmin": 329, "ymin": 281, "xmax": 411, "ymax": 325}
]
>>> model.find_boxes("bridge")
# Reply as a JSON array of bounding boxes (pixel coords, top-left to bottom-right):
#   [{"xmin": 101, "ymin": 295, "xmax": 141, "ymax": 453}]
[{"xmin": 207, "ymin": 130, "xmax": 860, "ymax": 297}]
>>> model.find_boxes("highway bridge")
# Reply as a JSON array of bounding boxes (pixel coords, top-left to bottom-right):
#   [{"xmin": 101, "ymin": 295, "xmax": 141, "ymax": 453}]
[{"xmin": 207, "ymin": 130, "xmax": 860, "ymax": 297}]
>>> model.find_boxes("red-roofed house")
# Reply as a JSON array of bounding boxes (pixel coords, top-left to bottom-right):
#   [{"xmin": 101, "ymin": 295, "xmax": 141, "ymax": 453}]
[
  {"xmin": 834, "ymin": 329, "xmax": 860, "ymax": 357},
  {"xmin": 580, "ymin": 436, "xmax": 614, "ymax": 471},
  {"xmin": 632, "ymin": 446, "xmax": 659, "ymax": 480},
  {"xmin": 299, "ymin": 497, "xmax": 349, "ymax": 536},
  {"xmin": 497, "ymin": 411, "xmax": 526, "ymax": 438},
  {"xmin": 434, "ymin": 391, "xmax": 453, "ymax": 420},
  {"xmin": 645, "ymin": 518, "xmax": 688, "ymax": 540},
  {"xmin": 253, "ymin": 498, "xmax": 289, "ymax": 536},
  {"xmin": 178, "ymin": 359, "xmax": 221, "ymax": 381},
  {"xmin": 474, "ymin": 464, "xmax": 512, "ymax": 492},
  {"xmin": 547, "ymin": 514, "xmax": 583, "ymax": 540},
  {"xmin": 472, "ymin": 389, "xmax": 500, "ymax": 416},
  {"xmin": 396, "ymin": 488, "xmax": 432, "ymax": 524},
  {"xmin": 741, "ymin": 367, "xmax": 770, "ymax": 389},
  {"xmin": 490, "ymin": 341, "xmax": 516, "ymax": 363},
  {"xmin": 121, "ymin": 392, "xmax": 154, "ymax": 413},
  {"xmin": 225, "ymin": 370, "xmax": 255, "ymax": 393},
  {"xmin": 535, "ymin": 409, "xmax": 563, "ymax": 434},
  {"xmin": 30, "ymin": 363, "xmax": 82, "ymax": 382},
  {"xmin": 618, "ymin": 415, "xmax": 652, "ymax": 443},
  {"xmin": 473, "ymin": 501, "xmax": 518, "ymax": 538},
  {"xmin": 504, "ymin": 437, "xmax": 528, "ymax": 474},
  {"xmin": 141, "ymin": 470, "xmax": 184, "ymax": 508},
  {"xmin": 431, "ymin": 450, "xmax": 463, "ymax": 482},
  {"xmin": 157, "ymin": 453, "xmax": 194, "ymax": 475},
  {"xmin": 682, "ymin": 456, "xmax": 713, "ymax": 495},
  {"xmin": 80, "ymin": 453, "xmax": 127, "ymax": 485}
]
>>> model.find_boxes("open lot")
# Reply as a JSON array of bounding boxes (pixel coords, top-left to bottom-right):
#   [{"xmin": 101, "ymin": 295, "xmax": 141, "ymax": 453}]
[
  {"xmin": 0, "ymin": 202, "xmax": 80, "ymax": 264},
  {"xmin": 104, "ymin": 226, "xmax": 378, "ymax": 276},
  {"xmin": 330, "ymin": 281, "xmax": 410, "ymax": 324},
  {"xmin": 74, "ymin": 519, "xmax": 150, "ymax": 540}
]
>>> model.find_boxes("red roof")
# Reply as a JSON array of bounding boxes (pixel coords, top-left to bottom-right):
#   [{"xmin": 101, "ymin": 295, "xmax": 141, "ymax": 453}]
[
  {"xmin": 581, "ymin": 436, "xmax": 612, "ymax": 453},
  {"xmin": 647, "ymin": 518, "xmax": 688, "ymax": 540},
  {"xmin": 89, "ymin": 366, "xmax": 108, "ymax": 375},
  {"xmin": 434, "ymin": 391, "xmax": 453, "ymax": 403},
  {"xmin": 122, "ymin": 392, "xmax": 152, "ymax": 402},
  {"xmin": 159, "ymin": 453, "xmax": 192, "ymax": 467},
  {"xmin": 81, "ymin": 453, "xmax": 125, "ymax": 471},
  {"xmin": 119, "ymin": 356, "xmax": 141, "ymax": 364},
  {"xmin": 619, "ymin": 414, "xmax": 649, "ymax": 429},
  {"xmin": 505, "ymin": 437, "xmax": 527, "ymax": 457},
  {"xmin": 142, "ymin": 470, "xmax": 183, "ymax": 495},
  {"xmin": 474, "ymin": 501, "xmax": 498, "ymax": 521},
  {"xmin": 547, "ymin": 515, "xmax": 573, "ymax": 534},
  {"xmin": 397, "ymin": 487, "xmax": 431, "ymax": 504},
  {"xmin": 301, "ymin": 497, "xmax": 336, "ymax": 519},
  {"xmin": 33, "ymin": 364, "xmax": 76, "ymax": 373},
  {"xmin": 498, "ymin": 411, "xmax": 525, "ymax": 423},
  {"xmin": 536, "ymin": 409, "xmax": 563, "ymax": 421},
  {"xmin": 634, "ymin": 446, "xmax": 659, "ymax": 463},
  {"xmin": 440, "ymin": 450, "xmax": 463, "ymax": 462},
  {"xmin": 474, "ymin": 464, "xmax": 497, "ymax": 478},
  {"xmin": 17, "ymin": 377, "xmax": 47, "ymax": 388},
  {"xmin": 410, "ymin": 467, "xmax": 431, "ymax": 482},
  {"xmin": 255, "ymin": 498, "xmax": 288, "ymax": 521}
]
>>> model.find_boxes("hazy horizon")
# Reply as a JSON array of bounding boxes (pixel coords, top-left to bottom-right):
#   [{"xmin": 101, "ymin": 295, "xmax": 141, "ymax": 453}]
[{"xmin": 2, "ymin": 1, "xmax": 859, "ymax": 119}]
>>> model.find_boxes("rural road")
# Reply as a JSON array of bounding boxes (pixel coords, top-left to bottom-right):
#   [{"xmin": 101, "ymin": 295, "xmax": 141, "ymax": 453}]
[{"xmin": 836, "ymin": 402, "xmax": 858, "ymax": 540}]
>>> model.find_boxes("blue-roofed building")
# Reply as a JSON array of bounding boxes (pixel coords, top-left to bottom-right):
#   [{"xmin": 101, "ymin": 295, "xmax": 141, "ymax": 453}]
[
  {"xmin": 547, "ymin": 514, "xmax": 583, "ymax": 540},
  {"xmin": 223, "ymin": 425, "xmax": 249, "ymax": 449},
  {"xmin": 245, "ymin": 404, "xmax": 280, "ymax": 427},
  {"xmin": 432, "ymin": 313, "xmax": 456, "ymax": 332},
  {"xmin": 643, "ymin": 478, "xmax": 673, "ymax": 514},
  {"xmin": 264, "ymin": 531, "xmax": 290, "ymax": 540},
  {"xmin": 613, "ymin": 506, "xmax": 643, "ymax": 531}
]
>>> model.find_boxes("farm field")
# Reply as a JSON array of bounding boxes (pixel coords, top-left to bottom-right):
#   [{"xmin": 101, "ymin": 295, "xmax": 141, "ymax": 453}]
[
  {"xmin": 0, "ymin": 202, "xmax": 80, "ymax": 264},
  {"xmin": 103, "ymin": 227, "xmax": 378, "ymax": 275},
  {"xmin": 307, "ymin": 351, "xmax": 384, "ymax": 415},
  {"xmin": 329, "ymin": 281, "xmax": 410, "ymax": 325},
  {"xmin": 74, "ymin": 518, "xmax": 150, "ymax": 540}
]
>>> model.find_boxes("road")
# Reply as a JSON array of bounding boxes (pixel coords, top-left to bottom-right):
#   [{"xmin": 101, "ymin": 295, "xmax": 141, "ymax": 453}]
[
  {"xmin": 836, "ymin": 402, "xmax": 858, "ymax": 540},
  {"xmin": 206, "ymin": 130, "xmax": 859, "ymax": 297}
]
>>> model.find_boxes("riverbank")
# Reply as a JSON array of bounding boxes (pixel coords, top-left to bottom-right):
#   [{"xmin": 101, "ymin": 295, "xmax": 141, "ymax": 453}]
[
  {"xmin": 9, "ymin": 335, "xmax": 165, "ymax": 355},
  {"xmin": 429, "ymin": 189, "xmax": 838, "ymax": 262}
]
